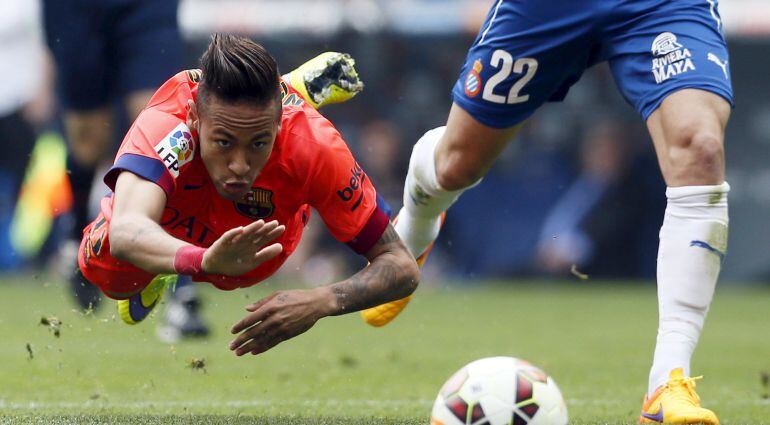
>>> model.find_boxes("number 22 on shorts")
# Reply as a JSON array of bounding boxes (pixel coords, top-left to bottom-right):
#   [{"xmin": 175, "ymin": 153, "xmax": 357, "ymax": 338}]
[{"xmin": 482, "ymin": 50, "xmax": 538, "ymax": 105}]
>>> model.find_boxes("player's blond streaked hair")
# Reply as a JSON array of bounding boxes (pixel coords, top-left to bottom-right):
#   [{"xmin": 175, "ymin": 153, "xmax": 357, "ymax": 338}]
[{"xmin": 198, "ymin": 33, "xmax": 281, "ymax": 112}]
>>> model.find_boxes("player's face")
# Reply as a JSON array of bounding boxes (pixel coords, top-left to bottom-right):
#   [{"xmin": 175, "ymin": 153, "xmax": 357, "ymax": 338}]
[{"xmin": 191, "ymin": 97, "xmax": 281, "ymax": 201}]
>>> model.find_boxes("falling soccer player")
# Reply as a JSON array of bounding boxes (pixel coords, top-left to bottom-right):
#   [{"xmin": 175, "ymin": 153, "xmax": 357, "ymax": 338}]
[{"xmin": 76, "ymin": 34, "xmax": 419, "ymax": 356}]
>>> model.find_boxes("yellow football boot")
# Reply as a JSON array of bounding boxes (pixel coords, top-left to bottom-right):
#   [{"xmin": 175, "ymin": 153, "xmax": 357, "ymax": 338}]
[
  {"xmin": 639, "ymin": 368, "xmax": 719, "ymax": 424},
  {"xmin": 118, "ymin": 274, "xmax": 177, "ymax": 325},
  {"xmin": 287, "ymin": 52, "xmax": 363, "ymax": 109},
  {"xmin": 361, "ymin": 213, "xmax": 446, "ymax": 327}
]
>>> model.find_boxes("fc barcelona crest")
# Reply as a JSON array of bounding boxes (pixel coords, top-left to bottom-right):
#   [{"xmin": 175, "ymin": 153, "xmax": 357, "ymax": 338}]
[{"xmin": 235, "ymin": 188, "xmax": 274, "ymax": 219}]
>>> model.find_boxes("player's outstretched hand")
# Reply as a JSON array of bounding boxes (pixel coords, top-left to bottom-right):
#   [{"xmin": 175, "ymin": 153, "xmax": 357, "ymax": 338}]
[
  {"xmin": 201, "ymin": 220, "xmax": 285, "ymax": 276},
  {"xmin": 229, "ymin": 288, "xmax": 331, "ymax": 356}
]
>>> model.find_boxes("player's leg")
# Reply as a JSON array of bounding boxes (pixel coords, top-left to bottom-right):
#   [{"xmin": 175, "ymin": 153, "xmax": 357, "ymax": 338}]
[
  {"xmin": 156, "ymin": 275, "xmax": 210, "ymax": 343},
  {"xmin": 361, "ymin": 107, "xmax": 523, "ymax": 328},
  {"xmin": 605, "ymin": 1, "xmax": 733, "ymax": 422},
  {"xmin": 642, "ymin": 89, "xmax": 729, "ymax": 424},
  {"xmin": 64, "ymin": 110, "xmax": 114, "ymax": 167},
  {"xmin": 396, "ymin": 0, "xmax": 599, "ymax": 259},
  {"xmin": 395, "ymin": 106, "xmax": 522, "ymax": 259},
  {"xmin": 361, "ymin": 107, "xmax": 522, "ymax": 327},
  {"xmin": 363, "ymin": 0, "xmax": 597, "ymax": 326},
  {"xmin": 114, "ymin": 0, "xmax": 181, "ymax": 119},
  {"xmin": 63, "ymin": 109, "xmax": 113, "ymax": 310},
  {"xmin": 42, "ymin": 0, "xmax": 114, "ymax": 310}
]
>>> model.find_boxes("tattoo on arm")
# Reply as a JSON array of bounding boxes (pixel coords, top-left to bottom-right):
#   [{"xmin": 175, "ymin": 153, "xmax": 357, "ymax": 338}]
[
  {"xmin": 329, "ymin": 224, "xmax": 416, "ymax": 314},
  {"xmin": 330, "ymin": 260, "xmax": 402, "ymax": 315}
]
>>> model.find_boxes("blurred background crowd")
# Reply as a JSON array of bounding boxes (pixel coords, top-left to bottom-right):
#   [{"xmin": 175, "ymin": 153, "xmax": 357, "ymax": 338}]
[{"xmin": 1, "ymin": 0, "xmax": 769, "ymax": 290}]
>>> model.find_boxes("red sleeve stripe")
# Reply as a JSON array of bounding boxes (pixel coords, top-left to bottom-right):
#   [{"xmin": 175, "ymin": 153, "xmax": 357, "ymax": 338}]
[
  {"xmin": 346, "ymin": 206, "xmax": 390, "ymax": 255},
  {"xmin": 104, "ymin": 153, "xmax": 175, "ymax": 197}
]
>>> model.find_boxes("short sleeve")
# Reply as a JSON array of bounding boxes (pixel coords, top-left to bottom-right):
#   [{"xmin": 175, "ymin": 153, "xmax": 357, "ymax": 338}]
[
  {"xmin": 305, "ymin": 121, "xmax": 392, "ymax": 255},
  {"xmin": 104, "ymin": 109, "xmax": 196, "ymax": 197}
]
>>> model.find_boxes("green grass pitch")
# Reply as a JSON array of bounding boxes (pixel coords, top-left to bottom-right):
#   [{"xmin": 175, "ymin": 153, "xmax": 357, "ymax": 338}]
[{"xmin": 0, "ymin": 276, "xmax": 768, "ymax": 424}]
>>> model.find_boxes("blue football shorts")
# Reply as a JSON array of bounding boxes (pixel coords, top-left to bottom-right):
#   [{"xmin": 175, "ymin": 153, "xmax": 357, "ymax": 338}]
[
  {"xmin": 43, "ymin": 0, "xmax": 182, "ymax": 111},
  {"xmin": 452, "ymin": 0, "xmax": 734, "ymax": 128}
]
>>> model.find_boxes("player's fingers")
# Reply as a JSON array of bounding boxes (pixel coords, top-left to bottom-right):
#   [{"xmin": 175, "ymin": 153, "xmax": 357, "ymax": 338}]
[
  {"xmin": 230, "ymin": 305, "xmax": 272, "ymax": 334},
  {"xmin": 249, "ymin": 220, "xmax": 278, "ymax": 241},
  {"xmin": 241, "ymin": 219, "xmax": 265, "ymax": 237},
  {"xmin": 231, "ymin": 320, "xmax": 279, "ymax": 355},
  {"xmin": 222, "ymin": 226, "xmax": 244, "ymax": 244},
  {"xmin": 230, "ymin": 325, "xmax": 266, "ymax": 353},
  {"xmin": 254, "ymin": 225, "xmax": 285, "ymax": 247},
  {"xmin": 248, "ymin": 221, "xmax": 277, "ymax": 244},
  {"xmin": 236, "ymin": 338, "xmax": 266, "ymax": 356},
  {"xmin": 236, "ymin": 332, "xmax": 283, "ymax": 356},
  {"xmin": 252, "ymin": 243, "xmax": 283, "ymax": 265},
  {"xmin": 245, "ymin": 292, "xmax": 279, "ymax": 312}
]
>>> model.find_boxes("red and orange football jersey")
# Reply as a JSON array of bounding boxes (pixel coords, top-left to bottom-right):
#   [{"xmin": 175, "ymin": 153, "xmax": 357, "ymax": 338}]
[{"xmin": 81, "ymin": 70, "xmax": 389, "ymax": 292}]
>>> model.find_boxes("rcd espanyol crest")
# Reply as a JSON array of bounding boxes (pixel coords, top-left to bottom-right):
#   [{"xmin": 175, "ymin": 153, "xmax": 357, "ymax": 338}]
[
  {"xmin": 464, "ymin": 59, "xmax": 483, "ymax": 98},
  {"xmin": 651, "ymin": 32, "xmax": 683, "ymax": 56}
]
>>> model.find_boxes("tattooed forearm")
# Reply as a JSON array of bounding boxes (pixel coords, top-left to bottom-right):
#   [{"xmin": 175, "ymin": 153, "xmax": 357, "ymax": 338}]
[
  {"xmin": 324, "ymin": 223, "xmax": 419, "ymax": 315},
  {"xmin": 330, "ymin": 258, "xmax": 406, "ymax": 314}
]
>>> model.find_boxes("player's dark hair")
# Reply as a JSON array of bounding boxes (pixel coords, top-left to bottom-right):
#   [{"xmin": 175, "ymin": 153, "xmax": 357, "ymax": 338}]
[{"xmin": 198, "ymin": 33, "xmax": 281, "ymax": 111}]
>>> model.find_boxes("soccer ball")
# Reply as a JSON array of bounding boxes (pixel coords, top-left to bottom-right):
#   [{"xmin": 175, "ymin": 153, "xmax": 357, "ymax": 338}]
[{"xmin": 430, "ymin": 357, "xmax": 568, "ymax": 425}]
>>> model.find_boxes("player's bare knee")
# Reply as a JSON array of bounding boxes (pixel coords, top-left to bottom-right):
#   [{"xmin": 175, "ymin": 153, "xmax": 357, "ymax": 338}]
[
  {"xmin": 69, "ymin": 132, "xmax": 110, "ymax": 166},
  {"xmin": 65, "ymin": 113, "xmax": 112, "ymax": 166},
  {"xmin": 662, "ymin": 116, "xmax": 724, "ymax": 183},
  {"xmin": 690, "ymin": 130, "xmax": 723, "ymax": 169},
  {"xmin": 70, "ymin": 143, "xmax": 104, "ymax": 166},
  {"xmin": 674, "ymin": 131, "xmax": 723, "ymax": 182},
  {"xmin": 435, "ymin": 156, "xmax": 484, "ymax": 191}
]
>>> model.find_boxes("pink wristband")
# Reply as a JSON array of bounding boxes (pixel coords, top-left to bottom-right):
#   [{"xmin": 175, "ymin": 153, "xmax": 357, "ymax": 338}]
[{"xmin": 174, "ymin": 245, "xmax": 207, "ymax": 275}]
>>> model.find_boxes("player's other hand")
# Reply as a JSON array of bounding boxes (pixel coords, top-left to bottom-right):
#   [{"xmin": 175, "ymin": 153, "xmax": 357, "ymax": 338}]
[
  {"xmin": 228, "ymin": 288, "xmax": 333, "ymax": 356},
  {"xmin": 201, "ymin": 220, "xmax": 285, "ymax": 276}
]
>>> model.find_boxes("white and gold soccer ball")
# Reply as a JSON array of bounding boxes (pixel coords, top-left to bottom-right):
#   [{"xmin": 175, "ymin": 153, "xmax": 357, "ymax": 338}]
[{"xmin": 430, "ymin": 357, "xmax": 568, "ymax": 425}]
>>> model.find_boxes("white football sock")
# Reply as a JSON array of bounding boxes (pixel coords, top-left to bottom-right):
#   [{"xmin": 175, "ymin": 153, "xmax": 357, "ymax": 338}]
[
  {"xmin": 394, "ymin": 127, "xmax": 478, "ymax": 257},
  {"xmin": 648, "ymin": 182, "xmax": 729, "ymax": 395}
]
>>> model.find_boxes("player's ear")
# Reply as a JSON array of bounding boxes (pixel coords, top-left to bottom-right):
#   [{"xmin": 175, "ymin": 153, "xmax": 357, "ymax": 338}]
[{"xmin": 186, "ymin": 99, "xmax": 199, "ymax": 131}]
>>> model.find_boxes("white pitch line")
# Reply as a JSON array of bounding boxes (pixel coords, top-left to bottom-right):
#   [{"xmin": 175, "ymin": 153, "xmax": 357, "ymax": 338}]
[
  {"xmin": 1, "ymin": 398, "xmax": 768, "ymax": 411},
  {"xmin": 0, "ymin": 399, "xmax": 434, "ymax": 410}
]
